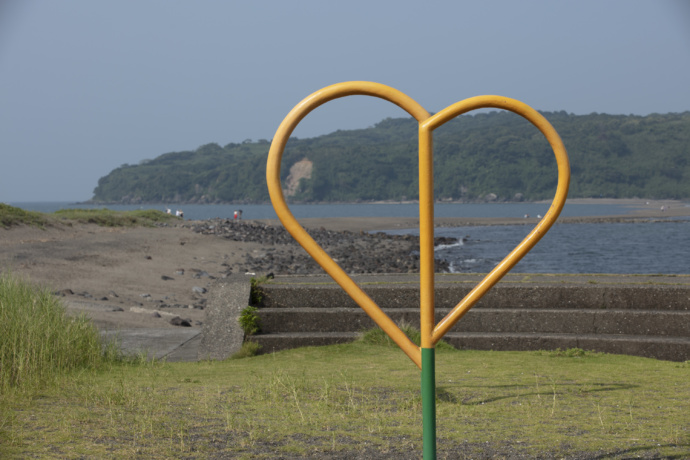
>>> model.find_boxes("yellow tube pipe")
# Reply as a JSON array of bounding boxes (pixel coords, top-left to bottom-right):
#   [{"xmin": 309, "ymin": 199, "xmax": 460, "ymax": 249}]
[
  {"xmin": 267, "ymin": 81, "xmax": 431, "ymax": 368},
  {"xmin": 427, "ymin": 96, "xmax": 570, "ymax": 345}
]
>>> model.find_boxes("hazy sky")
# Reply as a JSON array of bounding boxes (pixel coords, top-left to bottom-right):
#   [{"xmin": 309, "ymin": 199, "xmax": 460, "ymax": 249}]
[{"xmin": 1, "ymin": 1, "xmax": 689, "ymax": 202}]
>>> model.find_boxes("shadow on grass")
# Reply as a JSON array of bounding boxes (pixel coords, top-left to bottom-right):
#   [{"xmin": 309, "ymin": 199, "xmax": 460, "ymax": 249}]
[
  {"xmin": 439, "ymin": 382, "xmax": 638, "ymax": 406},
  {"xmin": 590, "ymin": 443, "xmax": 690, "ymax": 459}
]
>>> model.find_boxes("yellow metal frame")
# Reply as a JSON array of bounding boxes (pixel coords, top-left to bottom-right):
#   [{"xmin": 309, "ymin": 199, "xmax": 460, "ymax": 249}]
[{"xmin": 266, "ymin": 81, "xmax": 570, "ymax": 368}]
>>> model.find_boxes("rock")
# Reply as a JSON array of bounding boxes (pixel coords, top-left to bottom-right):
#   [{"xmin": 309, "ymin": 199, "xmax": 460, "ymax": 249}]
[
  {"xmin": 192, "ymin": 286, "xmax": 207, "ymax": 294},
  {"xmin": 152, "ymin": 311, "xmax": 162, "ymax": 318},
  {"xmin": 170, "ymin": 316, "xmax": 192, "ymax": 327},
  {"xmin": 186, "ymin": 218, "xmax": 454, "ymax": 275},
  {"xmin": 53, "ymin": 288, "xmax": 74, "ymax": 296},
  {"xmin": 161, "ymin": 275, "xmax": 174, "ymax": 281}
]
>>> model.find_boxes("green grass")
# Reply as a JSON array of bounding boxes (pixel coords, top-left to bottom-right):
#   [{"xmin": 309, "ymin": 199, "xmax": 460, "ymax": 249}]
[
  {"xmin": 0, "ymin": 204, "xmax": 179, "ymax": 229},
  {"xmin": 359, "ymin": 322, "xmax": 456, "ymax": 351},
  {"xmin": 1, "ymin": 340, "xmax": 688, "ymax": 458},
  {"xmin": 230, "ymin": 340, "xmax": 263, "ymax": 359},
  {"xmin": 0, "ymin": 273, "xmax": 120, "ymax": 396},
  {"xmin": 0, "ymin": 204, "xmax": 50, "ymax": 229},
  {"xmin": 238, "ymin": 306, "xmax": 262, "ymax": 335},
  {"xmin": 53, "ymin": 208, "xmax": 178, "ymax": 227}
]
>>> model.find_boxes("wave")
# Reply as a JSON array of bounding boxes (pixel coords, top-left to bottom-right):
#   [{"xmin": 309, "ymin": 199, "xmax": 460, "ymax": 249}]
[
  {"xmin": 434, "ymin": 241, "xmax": 464, "ymax": 251},
  {"xmin": 447, "ymin": 258, "xmax": 480, "ymax": 273}
]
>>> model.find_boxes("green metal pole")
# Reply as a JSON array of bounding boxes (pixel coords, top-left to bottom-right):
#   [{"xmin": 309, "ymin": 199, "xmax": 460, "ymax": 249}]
[{"xmin": 422, "ymin": 347, "xmax": 436, "ymax": 459}]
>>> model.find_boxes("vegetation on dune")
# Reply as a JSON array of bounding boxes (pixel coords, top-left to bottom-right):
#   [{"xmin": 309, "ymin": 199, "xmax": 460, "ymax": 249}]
[
  {"xmin": 0, "ymin": 203, "xmax": 50, "ymax": 229},
  {"xmin": 0, "ymin": 204, "xmax": 179, "ymax": 229},
  {"xmin": 53, "ymin": 208, "xmax": 179, "ymax": 227},
  {"xmin": 90, "ymin": 110, "xmax": 690, "ymax": 203}
]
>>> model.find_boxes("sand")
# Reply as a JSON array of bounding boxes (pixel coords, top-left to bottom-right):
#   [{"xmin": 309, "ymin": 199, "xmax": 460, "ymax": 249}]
[
  {"xmin": 2, "ymin": 198, "xmax": 688, "ymax": 333},
  {"xmin": 0, "ymin": 223, "xmax": 267, "ymax": 331}
]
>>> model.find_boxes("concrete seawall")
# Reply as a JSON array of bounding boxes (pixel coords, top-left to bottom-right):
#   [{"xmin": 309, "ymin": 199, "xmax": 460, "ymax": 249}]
[{"xmin": 245, "ymin": 273, "xmax": 690, "ymax": 362}]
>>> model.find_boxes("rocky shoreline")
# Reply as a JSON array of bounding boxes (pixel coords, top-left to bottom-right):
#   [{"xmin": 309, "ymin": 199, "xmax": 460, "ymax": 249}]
[
  {"xmin": 186, "ymin": 219, "xmax": 456, "ymax": 275},
  {"xmin": 4, "ymin": 207, "xmax": 688, "ymax": 336}
]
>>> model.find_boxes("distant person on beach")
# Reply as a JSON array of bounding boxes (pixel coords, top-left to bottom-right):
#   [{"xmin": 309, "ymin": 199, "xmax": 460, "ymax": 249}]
[
  {"xmin": 233, "ymin": 210, "xmax": 238, "ymax": 220},
  {"xmin": 238, "ymin": 209, "xmax": 243, "ymax": 220}
]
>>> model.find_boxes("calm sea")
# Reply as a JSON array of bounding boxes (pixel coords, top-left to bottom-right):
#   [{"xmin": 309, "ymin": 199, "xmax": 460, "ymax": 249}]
[{"xmin": 9, "ymin": 201, "xmax": 690, "ymax": 274}]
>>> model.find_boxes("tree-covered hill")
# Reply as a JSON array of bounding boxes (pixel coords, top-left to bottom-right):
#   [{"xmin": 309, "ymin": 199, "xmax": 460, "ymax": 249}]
[{"xmin": 91, "ymin": 110, "xmax": 690, "ymax": 203}]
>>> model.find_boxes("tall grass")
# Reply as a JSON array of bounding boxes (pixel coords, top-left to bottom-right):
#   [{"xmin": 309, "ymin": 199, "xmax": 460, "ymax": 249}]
[{"xmin": 0, "ymin": 273, "xmax": 118, "ymax": 395}]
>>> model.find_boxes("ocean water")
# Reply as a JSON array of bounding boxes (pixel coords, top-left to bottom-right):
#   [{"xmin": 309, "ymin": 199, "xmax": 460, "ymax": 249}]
[
  {"xmin": 387, "ymin": 219, "xmax": 690, "ymax": 275},
  {"xmin": 8, "ymin": 201, "xmax": 690, "ymax": 274}
]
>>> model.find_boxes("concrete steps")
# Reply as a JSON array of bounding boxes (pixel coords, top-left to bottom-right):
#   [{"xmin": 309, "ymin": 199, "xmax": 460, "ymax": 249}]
[
  {"xmin": 442, "ymin": 332, "xmax": 689, "ymax": 362},
  {"xmin": 249, "ymin": 273, "xmax": 690, "ymax": 361},
  {"xmin": 258, "ymin": 307, "xmax": 689, "ymax": 336},
  {"xmin": 251, "ymin": 332, "xmax": 360, "ymax": 354}
]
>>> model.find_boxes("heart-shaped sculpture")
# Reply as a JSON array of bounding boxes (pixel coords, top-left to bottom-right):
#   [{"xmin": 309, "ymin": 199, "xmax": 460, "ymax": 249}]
[{"xmin": 267, "ymin": 81, "xmax": 570, "ymax": 369}]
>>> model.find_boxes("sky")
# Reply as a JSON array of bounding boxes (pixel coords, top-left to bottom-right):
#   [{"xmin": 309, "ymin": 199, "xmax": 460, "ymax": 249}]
[{"xmin": 1, "ymin": 1, "xmax": 689, "ymax": 202}]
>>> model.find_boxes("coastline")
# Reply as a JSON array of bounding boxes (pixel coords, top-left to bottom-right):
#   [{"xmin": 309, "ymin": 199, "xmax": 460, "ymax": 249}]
[
  {"xmin": 255, "ymin": 198, "xmax": 690, "ymax": 232},
  {"xmin": 2, "ymin": 199, "xmax": 688, "ymax": 337},
  {"xmin": 72, "ymin": 197, "xmax": 689, "ymax": 207},
  {"xmin": 10, "ymin": 198, "xmax": 690, "ymax": 231}
]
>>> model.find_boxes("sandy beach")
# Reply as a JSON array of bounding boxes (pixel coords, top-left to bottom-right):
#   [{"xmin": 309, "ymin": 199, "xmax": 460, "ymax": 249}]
[
  {"xmin": 1, "ymin": 198, "xmax": 688, "ymax": 334},
  {"xmin": 1, "ymin": 223, "xmax": 265, "ymax": 332}
]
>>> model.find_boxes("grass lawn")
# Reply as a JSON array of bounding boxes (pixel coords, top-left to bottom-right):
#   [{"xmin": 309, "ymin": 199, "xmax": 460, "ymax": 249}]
[{"xmin": 1, "ymin": 342, "xmax": 688, "ymax": 459}]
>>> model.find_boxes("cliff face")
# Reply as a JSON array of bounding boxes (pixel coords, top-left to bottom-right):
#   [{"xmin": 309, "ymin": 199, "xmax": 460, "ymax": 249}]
[{"xmin": 283, "ymin": 158, "xmax": 313, "ymax": 197}]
